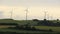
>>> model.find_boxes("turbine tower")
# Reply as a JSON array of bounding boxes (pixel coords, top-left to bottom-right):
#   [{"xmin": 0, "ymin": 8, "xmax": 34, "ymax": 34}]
[
  {"xmin": 43, "ymin": 8, "xmax": 48, "ymax": 20},
  {"xmin": 10, "ymin": 8, "xmax": 13, "ymax": 19},
  {"xmin": 25, "ymin": 8, "xmax": 28, "ymax": 23},
  {"xmin": 47, "ymin": 13, "xmax": 49, "ymax": 20},
  {"xmin": 44, "ymin": 11, "xmax": 47, "ymax": 19}
]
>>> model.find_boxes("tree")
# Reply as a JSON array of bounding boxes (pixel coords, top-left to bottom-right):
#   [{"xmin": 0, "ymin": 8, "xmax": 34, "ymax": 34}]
[
  {"xmin": 32, "ymin": 19, "xmax": 39, "ymax": 22},
  {"xmin": 57, "ymin": 19, "xmax": 59, "ymax": 23}
]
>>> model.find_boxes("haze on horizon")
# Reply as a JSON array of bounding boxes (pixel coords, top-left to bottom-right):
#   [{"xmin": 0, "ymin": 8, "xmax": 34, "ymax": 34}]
[{"xmin": 0, "ymin": 0, "xmax": 60, "ymax": 20}]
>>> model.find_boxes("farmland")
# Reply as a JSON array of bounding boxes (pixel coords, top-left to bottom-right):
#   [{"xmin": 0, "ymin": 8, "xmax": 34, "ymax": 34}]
[{"xmin": 0, "ymin": 19, "xmax": 60, "ymax": 34}]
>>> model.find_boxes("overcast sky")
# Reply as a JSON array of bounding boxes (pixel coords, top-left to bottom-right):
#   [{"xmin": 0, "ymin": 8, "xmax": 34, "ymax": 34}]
[{"xmin": 0, "ymin": 0, "xmax": 60, "ymax": 20}]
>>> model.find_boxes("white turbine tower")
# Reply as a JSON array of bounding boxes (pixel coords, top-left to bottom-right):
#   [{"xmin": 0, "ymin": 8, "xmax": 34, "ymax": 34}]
[
  {"xmin": 43, "ymin": 8, "xmax": 48, "ymax": 20},
  {"xmin": 10, "ymin": 8, "xmax": 13, "ymax": 19},
  {"xmin": 25, "ymin": 8, "xmax": 29, "ymax": 23},
  {"xmin": 44, "ymin": 11, "xmax": 47, "ymax": 19},
  {"xmin": 47, "ymin": 13, "xmax": 49, "ymax": 20}
]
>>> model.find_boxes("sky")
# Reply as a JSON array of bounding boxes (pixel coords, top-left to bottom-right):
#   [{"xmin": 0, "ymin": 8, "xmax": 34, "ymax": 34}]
[{"xmin": 0, "ymin": 0, "xmax": 60, "ymax": 20}]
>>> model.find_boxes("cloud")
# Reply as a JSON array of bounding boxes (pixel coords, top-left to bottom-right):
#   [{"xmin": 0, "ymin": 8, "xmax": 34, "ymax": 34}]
[{"xmin": 0, "ymin": 0, "xmax": 60, "ymax": 7}]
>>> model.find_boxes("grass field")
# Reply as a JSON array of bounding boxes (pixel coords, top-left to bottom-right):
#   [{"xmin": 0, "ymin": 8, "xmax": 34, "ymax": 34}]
[
  {"xmin": 35, "ymin": 26, "xmax": 60, "ymax": 32},
  {"xmin": 0, "ymin": 19, "xmax": 60, "ymax": 34},
  {"xmin": 0, "ymin": 25, "xmax": 60, "ymax": 32},
  {"xmin": 0, "ymin": 28, "xmax": 59, "ymax": 34}
]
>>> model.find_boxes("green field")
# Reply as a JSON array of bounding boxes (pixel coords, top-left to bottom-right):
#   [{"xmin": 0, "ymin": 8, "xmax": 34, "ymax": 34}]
[
  {"xmin": 35, "ymin": 26, "xmax": 60, "ymax": 32},
  {"xmin": 0, "ymin": 28, "xmax": 59, "ymax": 34},
  {"xmin": 0, "ymin": 19, "xmax": 60, "ymax": 34}
]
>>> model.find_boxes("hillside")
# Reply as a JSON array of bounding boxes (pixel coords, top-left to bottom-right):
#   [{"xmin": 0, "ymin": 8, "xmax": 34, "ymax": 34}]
[{"xmin": 0, "ymin": 19, "xmax": 38, "ymax": 26}]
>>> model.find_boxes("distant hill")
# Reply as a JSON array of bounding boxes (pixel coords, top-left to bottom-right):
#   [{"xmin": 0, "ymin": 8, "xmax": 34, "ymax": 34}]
[{"xmin": 0, "ymin": 19, "xmax": 19, "ymax": 23}]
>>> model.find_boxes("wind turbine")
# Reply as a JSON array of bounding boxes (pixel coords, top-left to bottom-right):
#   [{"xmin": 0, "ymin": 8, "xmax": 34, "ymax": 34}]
[
  {"xmin": 47, "ymin": 13, "xmax": 49, "ymax": 20},
  {"xmin": 10, "ymin": 8, "xmax": 13, "ymax": 19},
  {"xmin": 43, "ymin": 8, "xmax": 48, "ymax": 20},
  {"xmin": 25, "ymin": 8, "xmax": 29, "ymax": 23},
  {"xmin": 44, "ymin": 10, "xmax": 48, "ymax": 20}
]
